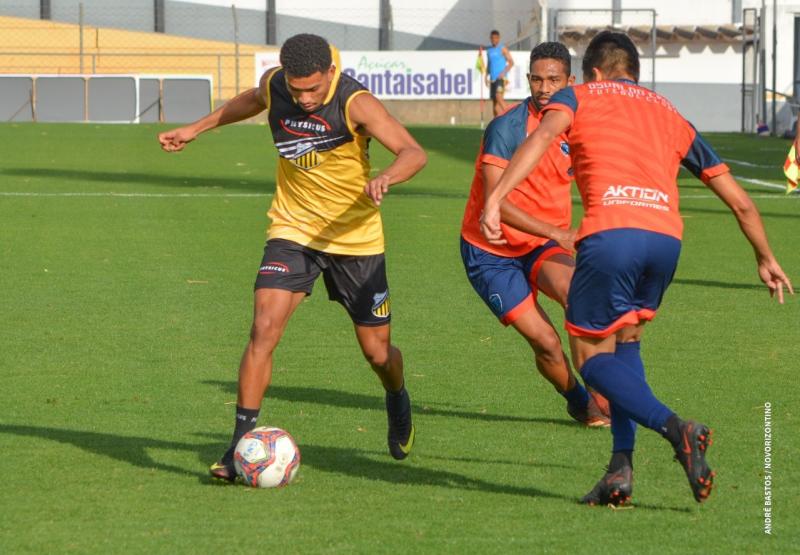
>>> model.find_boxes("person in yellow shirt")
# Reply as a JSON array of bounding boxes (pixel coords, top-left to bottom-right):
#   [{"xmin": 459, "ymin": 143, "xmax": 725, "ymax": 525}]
[{"xmin": 159, "ymin": 34, "xmax": 426, "ymax": 482}]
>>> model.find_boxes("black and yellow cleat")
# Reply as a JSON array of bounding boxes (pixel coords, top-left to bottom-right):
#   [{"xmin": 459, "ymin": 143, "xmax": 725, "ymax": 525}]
[
  {"xmin": 209, "ymin": 461, "xmax": 237, "ymax": 484},
  {"xmin": 580, "ymin": 465, "xmax": 633, "ymax": 507},
  {"xmin": 386, "ymin": 386, "xmax": 414, "ymax": 460},
  {"xmin": 673, "ymin": 420, "xmax": 715, "ymax": 502},
  {"xmin": 388, "ymin": 423, "xmax": 415, "ymax": 460}
]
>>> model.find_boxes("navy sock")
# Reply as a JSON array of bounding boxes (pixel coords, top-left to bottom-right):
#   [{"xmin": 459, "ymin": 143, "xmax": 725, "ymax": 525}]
[
  {"xmin": 616, "ymin": 342, "xmax": 644, "ymax": 376},
  {"xmin": 662, "ymin": 414, "xmax": 683, "ymax": 448},
  {"xmin": 222, "ymin": 405, "xmax": 260, "ymax": 465},
  {"xmin": 580, "ymin": 352, "xmax": 674, "ymax": 433},
  {"xmin": 610, "ymin": 342, "xmax": 644, "ymax": 452},
  {"xmin": 562, "ymin": 379, "xmax": 591, "ymax": 409}
]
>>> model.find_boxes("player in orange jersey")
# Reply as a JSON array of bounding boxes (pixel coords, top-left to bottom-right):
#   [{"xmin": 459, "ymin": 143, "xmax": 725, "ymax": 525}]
[
  {"xmin": 461, "ymin": 42, "xmax": 609, "ymax": 428},
  {"xmin": 482, "ymin": 31, "xmax": 792, "ymax": 506}
]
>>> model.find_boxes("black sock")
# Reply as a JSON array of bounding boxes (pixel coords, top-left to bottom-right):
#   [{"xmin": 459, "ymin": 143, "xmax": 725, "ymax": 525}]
[
  {"xmin": 221, "ymin": 405, "xmax": 260, "ymax": 465},
  {"xmin": 608, "ymin": 450, "xmax": 633, "ymax": 473},
  {"xmin": 661, "ymin": 414, "xmax": 683, "ymax": 448},
  {"xmin": 385, "ymin": 385, "xmax": 410, "ymax": 423}
]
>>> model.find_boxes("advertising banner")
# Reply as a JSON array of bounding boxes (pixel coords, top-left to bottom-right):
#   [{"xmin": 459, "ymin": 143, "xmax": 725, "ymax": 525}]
[{"xmin": 255, "ymin": 50, "xmax": 532, "ymax": 100}]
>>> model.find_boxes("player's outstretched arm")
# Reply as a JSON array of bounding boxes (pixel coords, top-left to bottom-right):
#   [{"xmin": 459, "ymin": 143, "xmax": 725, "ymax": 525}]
[
  {"xmin": 482, "ymin": 163, "xmax": 575, "ymax": 250},
  {"xmin": 158, "ymin": 72, "xmax": 270, "ymax": 152},
  {"xmin": 481, "ymin": 110, "xmax": 570, "ymax": 242},
  {"xmin": 706, "ymin": 172, "xmax": 794, "ymax": 303},
  {"xmin": 348, "ymin": 93, "xmax": 427, "ymax": 206}
]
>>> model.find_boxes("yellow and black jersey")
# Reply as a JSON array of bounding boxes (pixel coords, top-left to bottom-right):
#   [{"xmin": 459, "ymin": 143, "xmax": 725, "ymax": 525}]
[{"xmin": 264, "ymin": 49, "xmax": 382, "ymax": 255}]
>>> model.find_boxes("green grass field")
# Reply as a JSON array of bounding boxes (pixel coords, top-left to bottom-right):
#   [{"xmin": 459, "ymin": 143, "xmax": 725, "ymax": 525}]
[{"xmin": 1, "ymin": 122, "xmax": 798, "ymax": 554}]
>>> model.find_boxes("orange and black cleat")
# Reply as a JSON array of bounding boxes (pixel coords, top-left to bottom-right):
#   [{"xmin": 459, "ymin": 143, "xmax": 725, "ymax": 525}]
[
  {"xmin": 673, "ymin": 420, "xmax": 715, "ymax": 502},
  {"xmin": 567, "ymin": 397, "xmax": 611, "ymax": 428},
  {"xmin": 580, "ymin": 465, "xmax": 633, "ymax": 507},
  {"xmin": 588, "ymin": 388, "xmax": 611, "ymax": 418}
]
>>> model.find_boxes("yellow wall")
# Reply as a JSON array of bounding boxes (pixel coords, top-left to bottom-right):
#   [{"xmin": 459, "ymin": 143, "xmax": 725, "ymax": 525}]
[{"xmin": 0, "ymin": 15, "xmax": 277, "ymax": 101}]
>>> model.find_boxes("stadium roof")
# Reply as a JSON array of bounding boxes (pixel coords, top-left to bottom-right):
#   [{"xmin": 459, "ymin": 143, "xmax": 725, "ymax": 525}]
[{"xmin": 557, "ymin": 24, "xmax": 755, "ymax": 44}]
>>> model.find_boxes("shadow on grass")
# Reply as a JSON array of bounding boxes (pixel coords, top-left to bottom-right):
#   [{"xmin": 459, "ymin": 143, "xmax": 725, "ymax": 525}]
[
  {"xmin": 407, "ymin": 126, "xmax": 484, "ymax": 165},
  {"xmin": 672, "ymin": 278, "xmax": 765, "ymax": 292},
  {"xmin": 0, "ymin": 424, "xmax": 564, "ymax": 500},
  {"xmin": 0, "ymin": 167, "xmax": 276, "ymax": 194},
  {"xmin": 296, "ymin": 443, "xmax": 571, "ymax": 501},
  {"xmin": 202, "ymin": 382, "xmax": 576, "ymax": 427},
  {"xmin": 1, "ymin": 166, "xmax": 474, "ymax": 201},
  {"xmin": 0, "ymin": 424, "xmax": 217, "ymax": 479},
  {"xmin": 0, "ymin": 424, "xmax": 693, "ymax": 511}
]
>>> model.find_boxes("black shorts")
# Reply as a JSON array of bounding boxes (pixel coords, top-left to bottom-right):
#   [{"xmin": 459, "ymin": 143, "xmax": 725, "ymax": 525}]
[
  {"xmin": 489, "ymin": 78, "xmax": 506, "ymax": 100},
  {"xmin": 255, "ymin": 238, "xmax": 391, "ymax": 326}
]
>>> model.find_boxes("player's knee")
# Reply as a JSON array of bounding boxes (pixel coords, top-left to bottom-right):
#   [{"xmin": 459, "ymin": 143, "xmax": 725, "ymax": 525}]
[
  {"xmin": 363, "ymin": 346, "xmax": 391, "ymax": 369},
  {"xmin": 249, "ymin": 316, "xmax": 282, "ymax": 351}
]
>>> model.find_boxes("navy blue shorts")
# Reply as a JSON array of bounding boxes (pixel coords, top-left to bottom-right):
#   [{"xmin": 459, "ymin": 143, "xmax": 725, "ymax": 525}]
[
  {"xmin": 460, "ymin": 237, "xmax": 570, "ymax": 325},
  {"xmin": 489, "ymin": 78, "xmax": 506, "ymax": 100},
  {"xmin": 566, "ymin": 229, "xmax": 681, "ymax": 337}
]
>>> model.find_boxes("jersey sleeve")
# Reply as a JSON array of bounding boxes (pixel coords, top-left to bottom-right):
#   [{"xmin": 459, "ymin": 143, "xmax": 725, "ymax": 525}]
[
  {"xmin": 680, "ymin": 122, "xmax": 729, "ymax": 184},
  {"xmin": 480, "ymin": 118, "xmax": 516, "ymax": 168},
  {"xmin": 540, "ymin": 86, "xmax": 578, "ymax": 127}
]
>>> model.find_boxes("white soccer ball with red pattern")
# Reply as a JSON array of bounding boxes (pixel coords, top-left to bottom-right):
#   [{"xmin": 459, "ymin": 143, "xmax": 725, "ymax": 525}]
[{"xmin": 233, "ymin": 427, "xmax": 301, "ymax": 488}]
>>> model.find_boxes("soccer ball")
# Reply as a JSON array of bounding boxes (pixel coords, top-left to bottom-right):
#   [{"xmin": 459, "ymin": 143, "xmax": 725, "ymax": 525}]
[{"xmin": 234, "ymin": 427, "xmax": 301, "ymax": 488}]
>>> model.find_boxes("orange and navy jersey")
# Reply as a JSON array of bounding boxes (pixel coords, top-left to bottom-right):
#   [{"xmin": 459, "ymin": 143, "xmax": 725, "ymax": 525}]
[
  {"xmin": 541, "ymin": 79, "xmax": 729, "ymax": 241},
  {"xmin": 461, "ymin": 99, "xmax": 573, "ymax": 257}
]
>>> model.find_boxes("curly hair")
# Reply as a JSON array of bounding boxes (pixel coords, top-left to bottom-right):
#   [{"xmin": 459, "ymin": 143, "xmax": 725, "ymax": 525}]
[
  {"xmin": 582, "ymin": 31, "xmax": 640, "ymax": 83},
  {"xmin": 280, "ymin": 34, "xmax": 332, "ymax": 77},
  {"xmin": 529, "ymin": 41, "xmax": 571, "ymax": 75}
]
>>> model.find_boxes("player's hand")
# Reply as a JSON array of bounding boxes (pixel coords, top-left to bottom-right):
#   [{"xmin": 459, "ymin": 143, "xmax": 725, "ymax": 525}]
[
  {"xmin": 553, "ymin": 228, "xmax": 576, "ymax": 253},
  {"xmin": 365, "ymin": 174, "xmax": 392, "ymax": 206},
  {"xmin": 158, "ymin": 127, "xmax": 197, "ymax": 152},
  {"xmin": 480, "ymin": 204, "xmax": 506, "ymax": 245},
  {"xmin": 757, "ymin": 257, "xmax": 794, "ymax": 304}
]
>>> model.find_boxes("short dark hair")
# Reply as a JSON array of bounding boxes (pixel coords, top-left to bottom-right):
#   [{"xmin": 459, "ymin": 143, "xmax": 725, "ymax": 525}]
[
  {"xmin": 280, "ymin": 33, "xmax": 332, "ymax": 77},
  {"xmin": 490, "ymin": 30, "xmax": 500, "ymax": 36},
  {"xmin": 529, "ymin": 41, "xmax": 571, "ymax": 75},
  {"xmin": 581, "ymin": 31, "xmax": 640, "ymax": 82}
]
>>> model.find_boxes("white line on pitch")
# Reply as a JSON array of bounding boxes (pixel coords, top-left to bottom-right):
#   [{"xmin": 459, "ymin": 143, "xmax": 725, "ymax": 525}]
[
  {"xmin": 679, "ymin": 193, "xmax": 798, "ymax": 199},
  {"xmin": 0, "ymin": 191, "xmax": 270, "ymax": 198},
  {"xmin": 733, "ymin": 175, "xmax": 789, "ymax": 191},
  {"xmin": 724, "ymin": 158, "xmax": 775, "ymax": 168},
  {"xmin": 1, "ymin": 190, "xmax": 795, "ymax": 201}
]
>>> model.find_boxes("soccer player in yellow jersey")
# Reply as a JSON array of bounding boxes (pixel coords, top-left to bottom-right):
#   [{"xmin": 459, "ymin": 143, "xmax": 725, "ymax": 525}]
[{"xmin": 158, "ymin": 34, "xmax": 426, "ymax": 482}]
